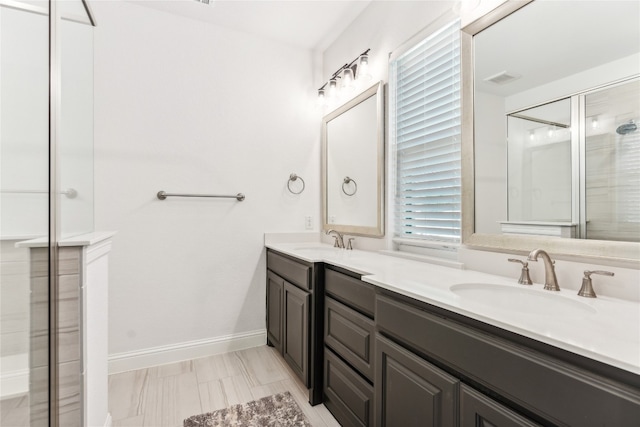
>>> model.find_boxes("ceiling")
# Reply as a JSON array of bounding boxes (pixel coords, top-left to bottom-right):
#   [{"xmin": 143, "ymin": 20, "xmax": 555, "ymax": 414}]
[{"xmin": 129, "ymin": 0, "xmax": 372, "ymax": 51}]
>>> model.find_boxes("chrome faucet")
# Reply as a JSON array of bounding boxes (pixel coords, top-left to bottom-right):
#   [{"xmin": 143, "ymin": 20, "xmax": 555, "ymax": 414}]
[
  {"xmin": 527, "ymin": 249, "xmax": 560, "ymax": 291},
  {"xmin": 326, "ymin": 229, "xmax": 345, "ymax": 249}
]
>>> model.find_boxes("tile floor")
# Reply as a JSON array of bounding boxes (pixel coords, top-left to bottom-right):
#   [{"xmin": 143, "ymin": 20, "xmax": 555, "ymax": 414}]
[
  {"xmin": 0, "ymin": 394, "xmax": 29, "ymax": 427},
  {"xmin": 108, "ymin": 345, "xmax": 340, "ymax": 427}
]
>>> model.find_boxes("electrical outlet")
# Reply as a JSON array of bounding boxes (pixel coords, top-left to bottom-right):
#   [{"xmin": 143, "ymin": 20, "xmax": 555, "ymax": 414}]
[
  {"xmin": 329, "ymin": 216, "xmax": 336, "ymax": 224},
  {"xmin": 305, "ymin": 216, "xmax": 313, "ymax": 230}
]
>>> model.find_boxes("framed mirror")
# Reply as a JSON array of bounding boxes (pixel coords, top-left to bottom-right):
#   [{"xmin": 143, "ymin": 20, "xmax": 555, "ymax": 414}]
[
  {"xmin": 461, "ymin": 0, "xmax": 640, "ymax": 263},
  {"xmin": 322, "ymin": 81, "xmax": 385, "ymax": 237}
]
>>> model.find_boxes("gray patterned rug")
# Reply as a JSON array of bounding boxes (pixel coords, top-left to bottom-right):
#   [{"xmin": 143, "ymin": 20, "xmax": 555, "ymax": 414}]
[{"xmin": 183, "ymin": 391, "xmax": 312, "ymax": 427}]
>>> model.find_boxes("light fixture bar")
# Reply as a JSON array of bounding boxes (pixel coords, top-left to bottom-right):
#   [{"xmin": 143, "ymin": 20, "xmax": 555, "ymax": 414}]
[{"xmin": 317, "ymin": 48, "xmax": 371, "ymax": 99}]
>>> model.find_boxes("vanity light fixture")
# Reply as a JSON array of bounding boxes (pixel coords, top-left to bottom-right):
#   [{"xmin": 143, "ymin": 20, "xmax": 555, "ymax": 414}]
[{"xmin": 317, "ymin": 49, "xmax": 371, "ymax": 103}]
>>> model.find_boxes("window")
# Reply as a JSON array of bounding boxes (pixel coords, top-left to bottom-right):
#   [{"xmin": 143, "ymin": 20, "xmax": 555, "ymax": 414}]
[{"xmin": 390, "ymin": 18, "xmax": 461, "ymax": 245}]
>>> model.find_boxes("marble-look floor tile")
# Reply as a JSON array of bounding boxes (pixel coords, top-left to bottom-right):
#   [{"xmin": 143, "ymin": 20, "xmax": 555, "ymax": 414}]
[
  {"xmin": 112, "ymin": 415, "xmax": 145, "ymax": 427},
  {"xmin": 149, "ymin": 360, "xmax": 193, "ymax": 379},
  {"xmin": 235, "ymin": 345, "xmax": 289, "ymax": 387},
  {"xmin": 143, "ymin": 372, "xmax": 201, "ymax": 427},
  {"xmin": 108, "ymin": 369, "xmax": 149, "ymax": 421},
  {"xmin": 197, "ymin": 380, "xmax": 227, "ymax": 413},
  {"xmin": 1, "ymin": 394, "xmax": 29, "ymax": 427},
  {"xmin": 193, "ymin": 351, "xmax": 243, "ymax": 383},
  {"xmin": 108, "ymin": 346, "xmax": 340, "ymax": 427}
]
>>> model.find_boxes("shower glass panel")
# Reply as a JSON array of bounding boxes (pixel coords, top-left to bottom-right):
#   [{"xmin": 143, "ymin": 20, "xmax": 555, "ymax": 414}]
[
  {"xmin": 59, "ymin": 1, "xmax": 94, "ymax": 238},
  {"xmin": 507, "ymin": 98, "xmax": 573, "ymax": 224},
  {"xmin": 584, "ymin": 79, "xmax": 640, "ymax": 242},
  {"xmin": 0, "ymin": 2, "xmax": 50, "ymax": 425}
]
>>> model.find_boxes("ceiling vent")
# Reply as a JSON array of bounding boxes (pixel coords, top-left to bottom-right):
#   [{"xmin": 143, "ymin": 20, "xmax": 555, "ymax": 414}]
[{"xmin": 484, "ymin": 71, "xmax": 521, "ymax": 85}]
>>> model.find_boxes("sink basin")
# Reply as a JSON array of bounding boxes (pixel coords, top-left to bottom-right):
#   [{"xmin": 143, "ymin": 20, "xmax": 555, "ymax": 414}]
[{"xmin": 450, "ymin": 283, "xmax": 597, "ymax": 316}]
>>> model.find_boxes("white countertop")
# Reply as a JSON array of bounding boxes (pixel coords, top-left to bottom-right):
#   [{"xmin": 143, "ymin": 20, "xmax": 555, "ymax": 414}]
[{"xmin": 266, "ymin": 242, "xmax": 640, "ymax": 376}]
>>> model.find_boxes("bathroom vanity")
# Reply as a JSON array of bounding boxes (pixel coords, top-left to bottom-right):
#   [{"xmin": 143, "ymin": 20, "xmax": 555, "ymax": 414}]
[
  {"xmin": 265, "ymin": 243, "xmax": 640, "ymax": 426},
  {"xmin": 266, "ymin": 250, "xmax": 324, "ymax": 405}
]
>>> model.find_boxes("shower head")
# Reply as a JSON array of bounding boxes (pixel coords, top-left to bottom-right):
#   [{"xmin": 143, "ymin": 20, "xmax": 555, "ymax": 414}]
[{"xmin": 616, "ymin": 120, "xmax": 637, "ymax": 135}]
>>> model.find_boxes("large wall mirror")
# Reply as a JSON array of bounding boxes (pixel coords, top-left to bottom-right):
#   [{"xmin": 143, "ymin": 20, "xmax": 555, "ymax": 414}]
[
  {"xmin": 461, "ymin": 0, "xmax": 640, "ymax": 262},
  {"xmin": 322, "ymin": 81, "xmax": 385, "ymax": 237}
]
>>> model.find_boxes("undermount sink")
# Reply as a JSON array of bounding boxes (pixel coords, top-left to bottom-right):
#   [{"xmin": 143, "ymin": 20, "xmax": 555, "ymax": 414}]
[{"xmin": 450, "ymin": 283, "xmax": 597, "ymax": 316}]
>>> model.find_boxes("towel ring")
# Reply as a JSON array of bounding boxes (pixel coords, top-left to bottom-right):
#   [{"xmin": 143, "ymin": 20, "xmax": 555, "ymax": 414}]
[
  {"xmin": 342, "ymin": 176, "xmax": 358, "ymax": 196},
  {"xmin": 287, "ymin": 173, "xmax": 305, "ymax": 194}
]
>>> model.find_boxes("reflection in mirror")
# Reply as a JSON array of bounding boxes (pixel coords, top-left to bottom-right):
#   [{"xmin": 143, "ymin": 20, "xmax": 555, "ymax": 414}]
[
  {"xmin": 322, "ymin": 81, "xmax": 384, "ymax": 237},
  {"xmin": 462, "ymin": 0, "xmax": 640, "ymax": 261},
  {"xmin": 585, "ymin": 79, "xmax": 640, "ymax": 242},
  {"xmin": 502, "ymin": 98, "xmax": 575, "ymax": 237}
]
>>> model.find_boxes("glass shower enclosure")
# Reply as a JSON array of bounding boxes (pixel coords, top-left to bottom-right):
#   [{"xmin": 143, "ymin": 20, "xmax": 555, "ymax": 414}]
[
  {"xmin": 0, "ymin": 1, "xmax": 95, "ymax": 425},
  {"xmin": 505, "ymin": 78, "xmax": 640, "ymax": 242}
]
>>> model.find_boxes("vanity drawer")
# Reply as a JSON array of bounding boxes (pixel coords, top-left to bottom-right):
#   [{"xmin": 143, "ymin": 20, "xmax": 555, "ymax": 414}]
[
  {"xmin": 376, "ymin": 294, "xmax": 640, "ymax": 426},
  {"xmin": 325, "ymin": 268, "xmax": 375, "ymax": 318},
  {"xmin": 324, "ymin": 348, "xmax": 374, "ymax": 427},
  {"xmin": 267, "ymin": 250, "xmax": 311, "ymax": 291},
  {"xmin": 325, "ymin": 297, "xmax": 375, "ymax": 381}
]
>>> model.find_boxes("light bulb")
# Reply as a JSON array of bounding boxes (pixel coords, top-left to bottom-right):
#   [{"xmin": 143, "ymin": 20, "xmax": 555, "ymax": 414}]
[
  {"xmin": 358, "ymin": 54, "xmax": 372, "ymax": 82},
  {"xmin": 529, "ymin": 130, "xmax": 535, "ymax": 141},
  {"xmin": 591, "ymin": 117, "xmax": 599, "ymax": 129},
  {"xmin": 343, "ymin": 67, "xmax": 355, "ymax": 91},
  {"xmin": 317, "ymin": 88, "xmax": 327, "ymax": 107},
  {"xmin": 329, "ymin": 78, "xmax": 338, "ymax": 98}
]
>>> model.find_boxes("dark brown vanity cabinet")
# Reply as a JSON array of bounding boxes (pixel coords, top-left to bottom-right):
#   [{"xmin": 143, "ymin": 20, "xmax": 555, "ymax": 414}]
[
  {"xmin": 323, "ymin": 267, "xmax": 376, "ymax": 427},
  {"xmin": 266, "ymin": 250, "xmax": 323, "ymax": 404},
  {"xmin": 376, "ymin": 292, "xmax": 640, "ymax": 427}
]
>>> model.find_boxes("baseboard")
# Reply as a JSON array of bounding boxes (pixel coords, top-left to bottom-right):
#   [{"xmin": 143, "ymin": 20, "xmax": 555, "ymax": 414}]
[{"xmin": 108, "ymin": 329, "xmax": 267, "ymax": 374}]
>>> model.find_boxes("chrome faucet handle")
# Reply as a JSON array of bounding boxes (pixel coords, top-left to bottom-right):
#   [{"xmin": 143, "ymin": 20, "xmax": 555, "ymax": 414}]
[
  {"xmin": 346, "ymin": 238, "xmax": 355, "ymax": 250},
  {"xmin": 508, "ymin": 258, "xmax": 532, "ymax": 285},
  {"xmin": 578, "ymin": 270, "xmax": 614, "ymax": 298},
  {"xmin": 331, "ymin": 236, "xmax": 340, "ymax": 248}
]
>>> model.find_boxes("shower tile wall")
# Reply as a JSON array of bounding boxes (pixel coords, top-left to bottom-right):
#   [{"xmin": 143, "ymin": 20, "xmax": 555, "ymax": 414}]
[{"xmin": 30, "ymin": 247, "xmax": 82, "ymax": 427}]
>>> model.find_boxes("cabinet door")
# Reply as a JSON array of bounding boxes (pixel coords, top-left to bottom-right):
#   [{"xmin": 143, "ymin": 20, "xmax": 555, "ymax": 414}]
[
  {"xmin": 266, "ymin": 271, "xmax": 283, "ymax": 353},
  {"xmin": 376, "ymin": 335, "xmax": 459, "ymax": 427},
  {"xmin": 283, "ymin": 281, "xmax": 310, "ymax": 386},
  {"xmin": 460, "ymin": 385, "xmax": 540, "ymax": 427}
]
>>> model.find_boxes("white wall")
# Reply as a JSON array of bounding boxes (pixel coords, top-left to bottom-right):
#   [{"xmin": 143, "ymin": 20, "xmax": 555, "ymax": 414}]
[
  {"xmin": 320, "ymin": 0, "xmax": 453, "ymax": 252},
  {"xmin": 93, "ymin": 1, "xmax": 321, "ymax": 356}
]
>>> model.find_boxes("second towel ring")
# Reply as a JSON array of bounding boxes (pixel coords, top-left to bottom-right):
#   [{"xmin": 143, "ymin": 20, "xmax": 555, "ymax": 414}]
[
  {"xmin": 342, "ymin": 176, "xmax": 358, "ymax": 196},
  {"xmin": 287, "ymin": 173, "xmax": 305, "ymax": 194}
]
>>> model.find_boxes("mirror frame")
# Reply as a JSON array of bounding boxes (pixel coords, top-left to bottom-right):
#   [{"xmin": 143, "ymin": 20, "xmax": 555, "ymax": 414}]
[
  {"xmin": 321, "ymin": 81, "xmax": 385, "ymax": 237},
  {"xmin": 461, "ymin": 0, "xmax": 640, "ymax": 264}
]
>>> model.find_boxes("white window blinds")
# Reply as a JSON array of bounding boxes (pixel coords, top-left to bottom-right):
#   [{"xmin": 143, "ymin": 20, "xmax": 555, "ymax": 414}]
[{"xmin": 391, "ymin": 19, "xmax": 461, "ymax": 243}]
